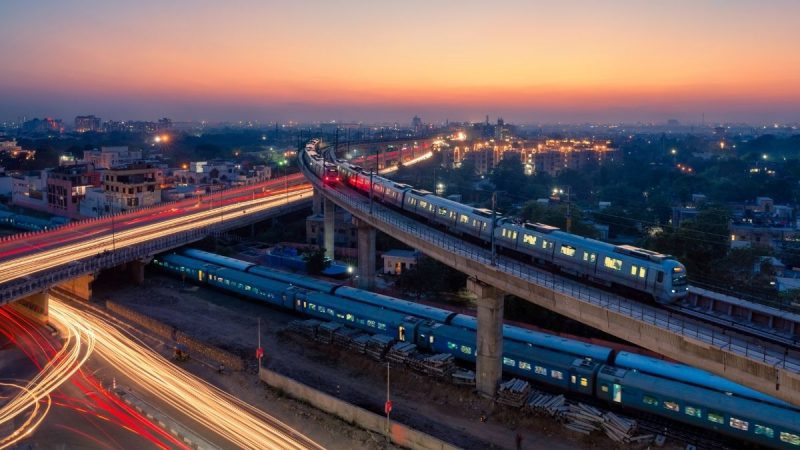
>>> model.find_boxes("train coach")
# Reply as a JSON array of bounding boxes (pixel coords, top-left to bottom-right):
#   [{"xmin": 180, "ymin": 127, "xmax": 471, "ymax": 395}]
[
  {"xmin": 154, "ymin": 251, "xmax": 800, "ymax": 448},
  {"xmin": 305, "ymin": 145, "xmax": 689, "ymax": 304}
]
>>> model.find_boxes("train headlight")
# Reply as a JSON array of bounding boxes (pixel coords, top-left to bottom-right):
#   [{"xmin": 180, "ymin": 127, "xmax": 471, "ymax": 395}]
[{"xmin": 671, "ymin": 289, "xmax": 676, "ymax": 293}]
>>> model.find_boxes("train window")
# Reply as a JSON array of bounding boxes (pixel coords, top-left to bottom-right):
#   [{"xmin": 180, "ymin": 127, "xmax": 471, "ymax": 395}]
[
  {"xmin": 560, "ymin": 245, "xmax": 576, "ymax": 257},
  {"xmin": 309, "ymin": 303, "xmax": 316, "ymax": 311},
  {"xmin": 511, "ymin": 231, "xmax": 518, "ymax": 239},
  {"xmin": 600, "ymin": 384, "xmax": 608, "ymax": 393},
  {"xmin": 438, "ymin": 208, "xmax": 448, "ymax": 216},
  {"xmin": 550, "ymin": 370, "xmax": 563, "ymax": 380},
  {"xmin": 664, "ymin": 401, "xmax": 679, "ymax": 412},
  {"xmin": 447, "ymin": 342, "xmax": 457, "ymax": 350},
  {"xmin": 643, "ymin": 395, "xmax": 659, "ymax": 406},
  {"xmin": 612, "ymin": 384, "xmax": 621, "ymax": 403},
  {"xmin": 729, "ymin": 417, "xmax": 749, "ymax": 431},
  {"xmin": 460, "ymin": 214, "xmax": 470, "ymax": 224},
  {"xmin": 639, "ymin": 267, "xmax": 647, "ymax": 278},
  {"xmin": 519, "ymin": 361, "xmax": 531, "ymax": 370},
  {"xmin": 657, "ymin": 271, "xmax": 664, "ymax": 283},
  {"xmin": 346, "ymin": 313, "xmax": 354, "ymax": 322},
  {"xmin": 604, "ymin": 257, "xmax": 623, "ymax": 271},
  {"xmin": 535, "ymin": 366, "xmax": 547, "ymax": 375},
  {"xmin": 580, "ymin": 377, "xmax": 588, "ymax": 387},
  {"xmin": 398, "ymin": 325, "xmax": 405, "ymax": 341},
  {"xmin": 503, "ymin": 357, "xmax": 515, "ymax": 367},
  {"xmin": 367, "ymin": 320, "xmax": 376, "ymax": 328},
  {"xmin": 543, "ymin": 239, "xmax": 553, "ymax": 249},
  {"xmin": 631, "ymin": 265, "xmax": 638, "ymax": 276},
  {"xmin": 582, "ymin": 252, "xmax": 597, "ymax": 263},
  {"xmin": 708, "ymin": 412, "xmax": 724, "ymax": 424},
  {"xmin": 420, "ymin": 200, "xmax": 427, "ymax": 208},
  {"xmin": 460, "ymin": 345, "xmax": 472, "ymax": 355},
  {"xmin": 378, "ymin": 323, "xmax": 387, "ymax": 330},
  {"xmin": 570, "ymin": 375, "xmax": 577, "ymax": 384},
  {"xmin": 780, "ymin": 432, "xmax": 800, "ymax": 446},
  {"xmin": 523, "ymin": 234, "xmax": 537, "ymax": 246},
  {"xmin": 755, "ymin": 425, "xmax": 774, "ymax": 438}
]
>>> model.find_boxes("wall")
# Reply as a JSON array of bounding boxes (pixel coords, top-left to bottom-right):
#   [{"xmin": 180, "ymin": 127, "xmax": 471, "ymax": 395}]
[{"xmin": 259, "ymin": 368, "xmax": 460, "ymax": 450}]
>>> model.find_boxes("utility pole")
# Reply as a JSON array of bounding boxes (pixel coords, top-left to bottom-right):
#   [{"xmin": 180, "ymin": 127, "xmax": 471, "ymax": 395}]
[
  {"xmin": 490, "ymin": 191, "xmax": 497, "ymax": 266},
  {"xmin": 256, "ymin": 317, "xmax": 264, "ymax": 368},
  {"xmin": 565, "ymin": 185, "xmax": 572, "ymax": 233},
  {"xmin": 385, "ymin": 362, "xmax": 392, "ymax": 437}
]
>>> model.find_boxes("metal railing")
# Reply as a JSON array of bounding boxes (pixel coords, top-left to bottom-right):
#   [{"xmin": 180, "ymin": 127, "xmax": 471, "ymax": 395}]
[{"xmin": 301, "ymin": 150, "xmax": 800, "ymax": 375}]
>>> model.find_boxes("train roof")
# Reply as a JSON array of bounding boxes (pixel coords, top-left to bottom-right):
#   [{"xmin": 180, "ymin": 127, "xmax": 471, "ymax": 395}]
[
  {"xmin": 602, "ymin": 367, "xmax": 800, "ymax": 430},
  {"xmin": 306, "ymin": 291, "xmax": 411, "ymax": 324},
  {"xmin": 182, "ymin": 249, "xmax": 256, "ymax": 272},
  {"xmin": 214, "ymin": 267, "xmax": 295, "ymax": 294},
  {"xmin": 334, "ymin": 286, "xmax": 456, "ymax": 323},
  {"xmin": 248, "ymin": 265, "xmax": 340, "ymax": 293},
  {"xmin": 614, "ymin": 351, "xmax": 793, "ymax": 409},
  {"xmin": 448, "ymin": 314, "xmax": 613, "ymax": 361},
  {"xmin": 614, "ymin": 245, "xmax": 673, "ymax": 262},
  {"xmin": 159, "ymin": 253, "xmax": 221, "ymax": 272}
]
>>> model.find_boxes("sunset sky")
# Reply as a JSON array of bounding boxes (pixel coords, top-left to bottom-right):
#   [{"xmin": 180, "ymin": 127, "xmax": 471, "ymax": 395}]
[{"xmin": 1, "ymin": 0, "xmax": 799, "ymax": 123}]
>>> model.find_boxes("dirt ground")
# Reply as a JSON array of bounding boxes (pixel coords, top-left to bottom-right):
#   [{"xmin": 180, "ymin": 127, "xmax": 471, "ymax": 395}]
[{"xmin": 96, "ymin": 272, "xmax": 674, "ymax": 450}]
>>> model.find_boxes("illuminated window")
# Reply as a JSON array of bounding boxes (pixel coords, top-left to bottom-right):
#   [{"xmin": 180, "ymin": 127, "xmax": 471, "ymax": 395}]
[
  {"xmin": 600, "ymin": 385, "xmax": 609, "ymax": 393},
  {"xmin": 419, "ymin": 200, "xmax": 427, "ymax": 208},
  {"xmin": 604, "ymin": 257, "xmax": 623, "ymax": 271},
  {"xmin": 367, "ymin": 320, "xmax": 376, "ymax": 328},
  {"xmin": 781, "ymin": 432, "xmax": 800, "ymax": 446},
  {"xmin": 708, "ymin": 412, "xmax": 724, "ymax": 424},
  {"xmin": 460, "ymin": 345, "xmax": 472, "ymax": 355},
  {"xmin": 550, "ymin": 370, "xmax": 563, "ymax": 380},
  {"xmin": 534, "ymin": 366, "xmax": 547, "ymax": 375},
  {"xmin": 643, "ymin": 395, "xmax": 659, "ymax": 406},
  {"xmin": 631, "ymin": 265, "xmax": 638, "ymax": 276},
  {"xmin": 346, "ymin": 313, "xmax": 354, "ymax": 322},
  {"xmin": 523, "ymin": 234, "xmax": 537, "ymax": 246},
  {"xmin": 639, "ymin": 267, "xmax": 647, "ymax": 278},
  {"xmin": 503, "ymin": 357, "xmax": 515, "ymax": 366},
  {"xmin": 510, "ymin": 230, "xmax": 517, "ymax": 239},
  {"xmin": 560, "ymin": 245, "xmax": 576, "ymax": 257},
  {"xmin": 447, "ymin": 342, "xmax": 458, "ymax": 350},
  {"xmin": 460, "ymin": 215, "xmax": 469, "ymax": 224},
  {"xmin": 377, "ymin": 323, "xmax": 387, "ymax": 330},
  {"xmin": 664, "ymin": 401, "xmax": 679, "ymax": 412},
  {"xmin": 580, "ymin": 377, "xmax": 588, "ymax": 387},
  {"xmin": 519, "ymin": 361, "xmax": 531, "ymax": 370},
  {"xmin": 582, "ymin": 252, "xmax": 597, "ymax": 263},
  {"xmin": 729, "ymin": 417, "xmax": 749, "ymax": 431},
  {"xmin": 438, "ymin": 207, "xmax": 448, "ymax": 216},
  {"xmin": 755, "ymin": 425, "xmax": 774, "ymax": 438}
]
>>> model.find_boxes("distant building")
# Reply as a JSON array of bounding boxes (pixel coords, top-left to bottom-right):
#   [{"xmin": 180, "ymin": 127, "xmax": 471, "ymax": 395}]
[
  {"xmin": 11, "ymin": 170, "xmax": 48, "ymax": 210},
  {"xmin": 82, "ymin": 147, "xmax": 143, "ymax": 169},
  {"xmin": 523, "ymin": 139, "xmax": 618, "ymax": 176},
  {"xmin": 21, "ymin": 118, "xmax": 63, "ymax": 134},
  {"xmin": 382, "ymin": 249, "xmax": 418, "ymax": 275},
  {"xmin": 412, "ymin": 116, "xmax": 423, "ymax": 135},
  {"xmin": 101, "ymin": 163, "xmax": 164, "ymax": 210},
  {"xmin": 46, "ymin": 164, "xmax": 100, "ymax": 218},
  {"xmin": 74, "ymin": 115, "xmax": 102, "ymax": 133}
]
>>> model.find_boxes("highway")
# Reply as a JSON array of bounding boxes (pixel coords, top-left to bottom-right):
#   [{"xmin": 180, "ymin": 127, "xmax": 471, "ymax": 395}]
[
  {"xmin": 49, "ymin": 298, "xmax": 322, "ymax": 450},
  {"xmin": 0, "ymin": 180, "xmax": 314, "ymax": 284}
]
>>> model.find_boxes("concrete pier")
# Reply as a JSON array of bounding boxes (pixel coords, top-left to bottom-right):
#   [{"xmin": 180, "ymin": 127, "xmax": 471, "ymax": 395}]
[
  {"xmin": 355, "ymin": 218, "xmax": 376, "ymax": 290},
  {"xmin": 468, "ymin": 277, "xmax": 505, "ymax": 397},
  {"xmin": 10, "ymin": 291, "xmax": 49, "ymax": 324},
  {"xmin": 324, "ymin": 197, "xmax": 335, "ymax": 261}
]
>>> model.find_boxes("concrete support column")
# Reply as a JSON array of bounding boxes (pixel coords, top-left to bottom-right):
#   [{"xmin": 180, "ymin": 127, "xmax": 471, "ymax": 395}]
[
  {"xmin": 355, "ymin": 218, "xmax": 376, "ymax": 290},
  {"xmin": 312, "ymin": 188, "xmax": 323, "ymax": 216},
  {"xmin": 467, "ymin": 277, "xmax": 504, "ymax": 398},
  {"xmin": 11, "ymin": 291, "xmax": 49, "ymax": 324},
  {"xmin": 129, "ymin": 260, "xmax": 147, "ymax": 285},
  {"xmin": 323, "ymin": 197, "xmax": 335, "ymax": 260},
  {"xmin": 57, "ymin": 274, "xmax": 95, "ymax": 301}
]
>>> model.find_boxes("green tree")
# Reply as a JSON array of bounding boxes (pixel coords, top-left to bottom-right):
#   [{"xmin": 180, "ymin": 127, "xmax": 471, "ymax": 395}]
[{"xmin": 303, "ymin": 247, "xmax": 330, "ymax": 275}]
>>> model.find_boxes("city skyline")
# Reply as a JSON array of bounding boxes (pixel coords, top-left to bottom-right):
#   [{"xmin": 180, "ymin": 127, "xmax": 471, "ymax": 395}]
[{"xmin": 1, "ymin": 1, "xmax": 799, "ymax": 123}]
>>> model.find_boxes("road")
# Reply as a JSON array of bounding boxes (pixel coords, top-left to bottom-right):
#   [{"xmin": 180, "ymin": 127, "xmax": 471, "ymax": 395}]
[
  {"xmin": 48, "ymin": 298, "xmax": 322, "ymax": 450},
  {"xmin": 0, "ymin": 181, "xmax": 314, "ymax": 285}
]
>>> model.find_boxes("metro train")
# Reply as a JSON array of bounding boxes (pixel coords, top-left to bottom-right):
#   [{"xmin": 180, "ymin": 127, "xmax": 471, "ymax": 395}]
[
  {"xmin": 302, "ymin": 146, "xmax": 688, "ymax": 304},
  {"xmin": 154, "ymin": 250, "xmax": 800, "ymax": 449}
]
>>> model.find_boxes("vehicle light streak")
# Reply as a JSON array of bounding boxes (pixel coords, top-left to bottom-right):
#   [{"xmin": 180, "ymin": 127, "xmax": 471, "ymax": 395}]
[
  {"xmin": 0, "ymin": 186, "xmax": 314, "ymax": 284},
  {"xmin": 50, "ymin": 299, "xmax": 322, "ymax": 450}
]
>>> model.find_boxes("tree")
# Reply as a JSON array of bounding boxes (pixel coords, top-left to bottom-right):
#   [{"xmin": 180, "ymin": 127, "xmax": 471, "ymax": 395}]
[{"xmin": 303, "ymin": 247, "xmax": 330, "ymax": 275}]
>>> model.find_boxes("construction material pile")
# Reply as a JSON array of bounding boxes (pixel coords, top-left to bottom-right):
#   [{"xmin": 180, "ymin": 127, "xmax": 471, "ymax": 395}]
[
  {"xmin": 386, "ymin": 342, "xmax": 417, "ymax": 364},
  {"xmin": 333, "ymin": 327, "xmax": 362, "ymax": 347},
  {"xmin": 525, "ymin": 391, "xmax": 567, "ymax": 418},
  {"xmin": 408, "ymin": 353, "xmax": 456, "ymax": 378},
  {"xmin": 365, "ymin": 334, "xmax": 395, "ymax": 360},
  {"xmin": 316, "ymin": 322, "xmax": 341, "ymax": 344},
  {"xmin": 287, "ymin": 319, "xmax": 320, "ymax": 339},
  {"xmin": 451, "ymin": 369, "xmax": 476, "ymax": 386},
  {"xmin": 496, "ymin": 379, "xmax": 531, "ymax": 408},
  {"xmin": 348, "ymin": 334, "xmax": 370, "ymax": 353}
]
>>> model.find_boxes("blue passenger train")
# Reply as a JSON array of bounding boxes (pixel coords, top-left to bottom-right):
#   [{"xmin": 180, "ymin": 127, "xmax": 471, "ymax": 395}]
[{"xmin": 153, "ymin": 251, "xmax": 800, "ymax": 449}]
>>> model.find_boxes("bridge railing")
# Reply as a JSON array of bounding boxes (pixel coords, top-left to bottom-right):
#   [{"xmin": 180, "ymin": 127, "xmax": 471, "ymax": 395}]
[{"xmin": 302, "ymin": 150, "xmax": 800, "ymax": 374}]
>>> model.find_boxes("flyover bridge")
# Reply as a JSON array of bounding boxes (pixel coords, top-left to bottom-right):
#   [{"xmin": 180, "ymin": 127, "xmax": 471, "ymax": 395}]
[
  {"xmin": 0, "ymin": 177, "xmax": 314, "ymax": 309},
  {"xmin": 300, "ymin": 147, "xmax": 800, "ymax": 405}
]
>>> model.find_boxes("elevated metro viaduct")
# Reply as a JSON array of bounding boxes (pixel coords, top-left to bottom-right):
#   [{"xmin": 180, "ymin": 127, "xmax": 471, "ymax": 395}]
[
  {"xmin": 302, "ymin": 147, "xmax": 800, "ymax": 405},
  {"xmin": 0, "ymin": 184, "xmax": 314, "ymax": 324}
]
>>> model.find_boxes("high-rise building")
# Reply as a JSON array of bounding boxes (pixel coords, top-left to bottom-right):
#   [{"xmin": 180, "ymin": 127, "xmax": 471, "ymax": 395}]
[{"xmin": 74, "ymin": 115, "xmax": 102, "ymax": 133}]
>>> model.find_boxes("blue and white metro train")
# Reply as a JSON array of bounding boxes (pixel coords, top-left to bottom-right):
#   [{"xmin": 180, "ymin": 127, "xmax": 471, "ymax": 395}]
[
  {"xmin": 155, "ymin": 249, "xmax": 800, "ymax": 449},
  {"xmin": 301, "ymin": 146, "xmax": 688, "ymax": 304}
]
